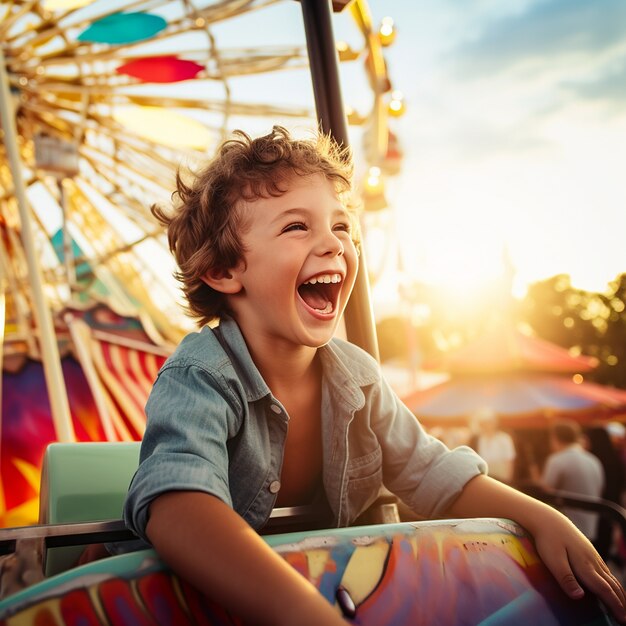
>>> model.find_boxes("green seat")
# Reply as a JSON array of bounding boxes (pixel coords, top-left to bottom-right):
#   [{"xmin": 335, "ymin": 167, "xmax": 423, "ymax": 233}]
[{"xmin": 39, "ymin": 441, "xmax": 141, "ymax": 577}]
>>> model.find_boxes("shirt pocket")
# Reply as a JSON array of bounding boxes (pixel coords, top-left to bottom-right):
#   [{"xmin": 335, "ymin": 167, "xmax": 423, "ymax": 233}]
[{"xmin": 345, "ymin": 446, "xmax": 383, "ymax": 522}]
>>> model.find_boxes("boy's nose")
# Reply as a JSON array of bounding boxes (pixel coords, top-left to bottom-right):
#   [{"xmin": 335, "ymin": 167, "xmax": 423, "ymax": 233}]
[{"xmin": 317, "ymin": 230, "xmax": 344, "ymax": 256}]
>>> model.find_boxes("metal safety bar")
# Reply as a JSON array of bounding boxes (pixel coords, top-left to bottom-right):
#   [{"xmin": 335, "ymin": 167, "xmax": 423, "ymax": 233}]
[
  {"xmin": 521, "ymin": 484, "xmax": 626, "ymax": 537},
  {"xmin": 0, "ymin": 520, "xmax": 134, "ymax": 557},
  {"xmin": 0, "ymin": 505, "xmax": 326, "ymax": 557}
]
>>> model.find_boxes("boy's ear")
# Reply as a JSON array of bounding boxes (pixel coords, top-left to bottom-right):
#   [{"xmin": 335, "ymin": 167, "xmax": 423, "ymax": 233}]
[{"xmin": 201, "ymin": 266, "xmax": 243, "ymax": 294}]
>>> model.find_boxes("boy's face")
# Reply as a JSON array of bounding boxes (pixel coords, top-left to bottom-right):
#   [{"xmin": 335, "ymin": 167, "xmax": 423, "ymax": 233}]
[{"xmin": 225, "ymin": 173, "xmax": 359, "ymax": 350}]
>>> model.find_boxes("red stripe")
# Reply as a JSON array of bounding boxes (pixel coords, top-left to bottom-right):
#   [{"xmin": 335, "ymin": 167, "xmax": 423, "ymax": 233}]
[
  {"xmin": 60, "ymin": 588, "xmax": 103, "ymax": 626},
  {"xmin": 98, "ymin": 577, "xmax": 157, "ymax": 626},
  {"xmin": 137, "ymin": 572, "xmax": 195, "ymax": 625}
]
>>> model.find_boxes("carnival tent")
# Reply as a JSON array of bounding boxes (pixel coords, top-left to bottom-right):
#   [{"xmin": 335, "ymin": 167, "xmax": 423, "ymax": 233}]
[
  {"xmin": 403, "ymin": 326, "xmax": 626, "ymax": 428},
  {"xmin": 1, "ymin": 303, "xmax": 170, "ymax": 527},
  {"xmin": 424, "ymin": 323, "xmax": 598, "ymax": 375},
  {"xmin": 403, "ymin": 372, "xmax": 626, "ymax": 429}
]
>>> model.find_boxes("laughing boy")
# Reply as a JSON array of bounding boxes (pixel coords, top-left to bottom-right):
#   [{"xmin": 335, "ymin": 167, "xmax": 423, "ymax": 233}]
[{"xmin": 124, "ymin": 127, "xmax": 626, "ymax": 625}]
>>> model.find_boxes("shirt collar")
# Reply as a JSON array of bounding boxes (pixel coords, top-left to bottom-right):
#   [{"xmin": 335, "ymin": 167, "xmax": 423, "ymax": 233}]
[
  {"xmin": 215, "ymin": 317, "xmax": 378, "ymax": 407},
  {"xmin": 318, "ymin": 340, "xmax": 378, "ymax": 412},
  {"xmin": 212, "ymin": 317, "xmax": 271, "ymax": 403}
]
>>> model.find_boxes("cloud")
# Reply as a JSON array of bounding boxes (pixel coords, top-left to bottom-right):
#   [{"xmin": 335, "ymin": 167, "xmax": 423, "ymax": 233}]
[
  {"xmin": 450, "ymin": 0, "xmax": 626, "ymax": 78},
  {"xmin": 562, "ymin": 56, "xmax": 626, "ymax": 108}
]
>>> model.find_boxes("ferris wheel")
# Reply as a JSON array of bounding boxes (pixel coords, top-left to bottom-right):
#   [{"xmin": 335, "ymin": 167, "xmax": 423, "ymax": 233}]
[
  {"xmin": 0, "ymin": 0, "xmax": 402, "ymax": 525},
  {"xmin": 0, "ymin": 0, "xmax": 402, "ymax": 347}
]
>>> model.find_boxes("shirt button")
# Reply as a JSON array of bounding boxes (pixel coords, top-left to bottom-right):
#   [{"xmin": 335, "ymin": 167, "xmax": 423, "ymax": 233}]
[
  {"xmin": 269, "ymin": 480, "xmax": 281, "ymax": 494},
  {"xmin": 270, "ymin": 404, "xmax": 282, "ymax": 414}
]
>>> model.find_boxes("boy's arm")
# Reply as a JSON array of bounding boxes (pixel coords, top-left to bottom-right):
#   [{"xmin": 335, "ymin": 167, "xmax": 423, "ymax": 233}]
[
  {"xmin": 146, "ymin": 491, "xmax": 347, "ymax": 626},
  {"xmin": 445, "ymin": 474, "xmax": 626, "ymax": 623}
]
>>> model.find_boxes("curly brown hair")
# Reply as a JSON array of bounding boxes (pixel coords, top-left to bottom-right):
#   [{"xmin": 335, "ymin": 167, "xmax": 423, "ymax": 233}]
[{"xmin": 152, "ymin": 126, "xmax": 356, "ymax": 326}]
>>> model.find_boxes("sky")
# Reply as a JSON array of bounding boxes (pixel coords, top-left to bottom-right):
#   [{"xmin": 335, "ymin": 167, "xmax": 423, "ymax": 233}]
[
  {"xmin": 21, "ymin": 0, "xmax": 626, "ymax": 322},
  {"xmin": 367, "ymin": 0, "xmax": 626, "ymax": 304}
]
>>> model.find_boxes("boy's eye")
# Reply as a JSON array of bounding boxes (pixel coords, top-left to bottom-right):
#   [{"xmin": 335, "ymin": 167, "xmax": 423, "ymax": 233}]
[
  {"xmin": 282, "ymin": 222, "xmax": 307, "ymax": 232},
  {"xmin": 334, "ymin": 222, "xmax": 352, "ymax": 233}
]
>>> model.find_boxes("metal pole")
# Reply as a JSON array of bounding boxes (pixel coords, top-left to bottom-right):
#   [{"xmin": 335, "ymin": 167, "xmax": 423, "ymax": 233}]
[
  {"xmin": 300, "ymin": 0, "xmax": 380, "ymax": 361},
  {"xmin": 0, "ymin": 47, "xmax": 75, "ymax": 442}
]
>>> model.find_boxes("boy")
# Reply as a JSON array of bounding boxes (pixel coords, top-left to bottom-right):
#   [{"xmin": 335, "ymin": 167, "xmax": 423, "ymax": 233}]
[{"xmin": 124, "ymin": 127, "xmax": 626, "ymax": 625}]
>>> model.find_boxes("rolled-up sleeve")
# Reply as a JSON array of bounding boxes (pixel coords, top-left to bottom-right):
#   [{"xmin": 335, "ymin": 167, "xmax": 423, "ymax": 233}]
[
  {"xmin": 124, "ymin": 361, "xmax": 242, "ymax": 542},
  {"xmin": 370, "ymin": 376, "xmax": 487, "ymax": 518}
]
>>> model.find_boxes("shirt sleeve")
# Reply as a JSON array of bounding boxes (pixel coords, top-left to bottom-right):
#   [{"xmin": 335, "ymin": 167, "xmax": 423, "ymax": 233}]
[
  {"xmin": 123, "ymin": 361, "xmax": 242, "ymax": 542},
  {"xmin": 367, "ymin": 375, "xmax": 488, "ymax": 518}
]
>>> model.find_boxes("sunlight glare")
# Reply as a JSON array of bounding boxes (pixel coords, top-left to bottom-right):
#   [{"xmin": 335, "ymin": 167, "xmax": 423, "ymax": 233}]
[{"xmin": 393, "ymin": 173, "xmax": 513, "ymax": 310}]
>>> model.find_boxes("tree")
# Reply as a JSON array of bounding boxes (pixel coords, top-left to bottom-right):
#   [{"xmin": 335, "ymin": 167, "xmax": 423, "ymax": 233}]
[
  {"xmin": 378, "ymin": 273, "xmax": 626, "ymax": 391},
  {"xmin": 519, "ymin": 274, "xmax": 626, "ymax": 389}
]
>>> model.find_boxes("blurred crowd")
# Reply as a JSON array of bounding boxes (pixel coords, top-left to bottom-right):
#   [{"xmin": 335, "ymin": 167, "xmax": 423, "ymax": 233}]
[{"xmin": 430, "ymin": 414, "xmax": 626, "ymax": 575}]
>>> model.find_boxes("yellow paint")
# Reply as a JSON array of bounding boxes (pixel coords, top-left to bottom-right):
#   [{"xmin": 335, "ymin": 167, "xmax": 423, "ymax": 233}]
[
  {"xmin": 7, "ymin": 598, "xmax": 64, "ymax": 625},
  {"xmin": 340, "ymin": 539, "xmax": 390, "ymax": 605},
  {"xmin": 502, "ymin": 535, "xmax": 540, "ymax": 567},
  {"xmin": 13, "ymin": 459, "xmax": 41, "ymax": 491},
  {"xmin": 428, "ymin": 529, "xmax": 540, "ymax": 568},
  {"xmin": 406, "ymin": 535, "xmax": 419, "ymax": 559},
  {"xmin": 87, "ymin": 584, "xmax": 109, "ymax": 625},
  {"xmin": 0, "ymin": 498, "xmax": 40, "ymax": 528},
  {"xmin": 306, "ymin": 549, "xmax": 332, "ymax": 582}
]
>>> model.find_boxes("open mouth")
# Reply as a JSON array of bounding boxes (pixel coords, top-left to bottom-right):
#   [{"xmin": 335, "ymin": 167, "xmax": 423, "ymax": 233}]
[{"xmin": 297, "ymin": 273, "xmax": 342, "ymax": 315}]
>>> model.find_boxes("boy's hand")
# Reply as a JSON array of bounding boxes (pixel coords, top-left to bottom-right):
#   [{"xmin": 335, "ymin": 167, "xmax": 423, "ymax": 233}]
[
  {"xmin": 532, "ymin": 513, "xmax": 626, "ymax": 623},
  {"xmin": 445, "ymin": 475, "xmax": 626, "ymax": 624}
]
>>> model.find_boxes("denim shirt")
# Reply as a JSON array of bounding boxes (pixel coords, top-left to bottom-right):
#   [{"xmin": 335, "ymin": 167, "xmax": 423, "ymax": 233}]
[{"xmin": 124, "ymin": 318, "xmax": 486, "ymax": 542}]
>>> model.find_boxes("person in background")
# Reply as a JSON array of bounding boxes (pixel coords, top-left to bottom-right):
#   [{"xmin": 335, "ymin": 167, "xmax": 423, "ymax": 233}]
[
  {"xmin": 585, "ymin": 426, "xmax": 625, "ymax": 559},
  {"xmin": 606, "ymin": 421, "xmax": 626, "ymax": 505},
  {"xmin": 543, "ymin": 420, "xmax": 605, "ymax": 542},
  {"xmin": 472, "ymin": 408, "xmax": 517, "ymax": 483}
]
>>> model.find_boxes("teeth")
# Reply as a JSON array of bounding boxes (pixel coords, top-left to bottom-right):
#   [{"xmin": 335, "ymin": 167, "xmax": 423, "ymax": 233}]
[{"xmin": 303, "ymin": 273, "xmax": 341, "ymax": 285}]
